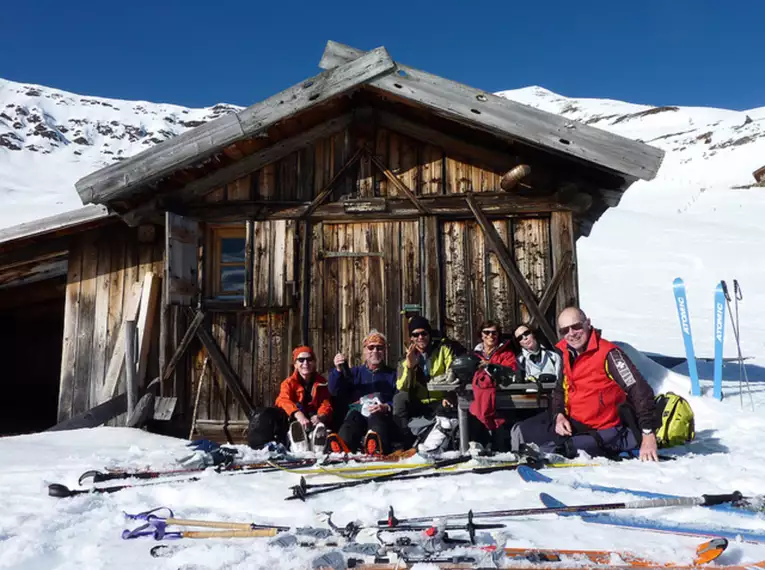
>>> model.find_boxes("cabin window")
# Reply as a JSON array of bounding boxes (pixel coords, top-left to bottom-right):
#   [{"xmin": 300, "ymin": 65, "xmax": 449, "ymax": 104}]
[{"xmin": 208, "ymin": 225, "xmax": 247, "ymax": 300}]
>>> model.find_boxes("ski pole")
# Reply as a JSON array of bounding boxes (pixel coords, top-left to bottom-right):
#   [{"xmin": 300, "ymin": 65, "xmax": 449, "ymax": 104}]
[
  {"xmin": 124, "ymin": 507, "xmax": 291, "ymax": 531},
  {"xmin": 378, "ymin": 491, "xmax": 747, "ymax": 525},
  {"xmin": 286, "ymin": 455, "xmax": 471, "ymax": 501},
  {"xmin": 733, "ymin": 280, "xmax": 755, "ymax": 410},
  {"xmin": 122, "ymin": 520, "xmax": 279, "ymax": 540}
]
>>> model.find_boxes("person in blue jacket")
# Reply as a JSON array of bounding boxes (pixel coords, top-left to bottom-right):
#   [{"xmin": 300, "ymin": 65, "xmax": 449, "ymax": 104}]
[{"xmin": 326, "ymin": 329, "xmax": 398, "ymax": 455}]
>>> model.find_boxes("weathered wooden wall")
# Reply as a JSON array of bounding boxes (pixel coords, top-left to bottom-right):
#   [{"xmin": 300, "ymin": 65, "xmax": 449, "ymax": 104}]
[{"xmin": 57, "ymin": 224, "xmax": 163, "ymax": 421}]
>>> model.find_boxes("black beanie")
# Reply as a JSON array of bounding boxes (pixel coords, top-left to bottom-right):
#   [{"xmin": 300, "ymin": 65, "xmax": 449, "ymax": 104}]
[{"xmin": 408, "ymin": 316, "xmax": 431, "ymax": 335}]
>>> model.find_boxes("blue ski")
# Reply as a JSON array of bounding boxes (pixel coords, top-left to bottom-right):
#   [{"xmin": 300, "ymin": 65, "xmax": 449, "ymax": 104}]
[
  {"xmin": 713, "ymin": 282, "xmax": 726, "ymax": 401},
  {"xmin": 539, "ymin": 492, "xmax": 765, "ymax": 544},
  {"xmin": 518, "ymin": 466, "xmax": 757, "ymax": 517},
  {"xmin": 673, "ymin": 278, "xmax": 701, "ymax": 396}
]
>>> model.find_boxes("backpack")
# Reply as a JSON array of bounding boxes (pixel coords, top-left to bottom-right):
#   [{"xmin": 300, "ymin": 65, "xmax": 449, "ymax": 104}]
[{"xmin": 654, "ymin": 392, "xmax": 695, "ymax": 448}]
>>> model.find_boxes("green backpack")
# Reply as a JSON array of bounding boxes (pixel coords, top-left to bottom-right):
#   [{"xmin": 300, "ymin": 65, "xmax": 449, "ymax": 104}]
[{"xmin": 654, "ymin": 392, "xmax": 695, "ymax": 448}]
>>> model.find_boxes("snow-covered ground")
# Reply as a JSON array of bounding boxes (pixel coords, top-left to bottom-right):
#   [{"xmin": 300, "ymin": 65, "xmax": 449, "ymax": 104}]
[{"xmin": 2, "ymin": 77, "xmax": 765, "ymax": 569}]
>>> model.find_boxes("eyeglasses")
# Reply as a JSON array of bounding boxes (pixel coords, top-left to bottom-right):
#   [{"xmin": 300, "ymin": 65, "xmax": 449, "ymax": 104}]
[
  {"xmin": 482, "ymin": 330, "xmax": 498, "ymax": 336},
  {"xmin": 296, "ymin": 357, "xmax": 314, "ymax": 363},
  {"xmin": 366, "ymin": 345, "xmax": 385, "ymax": 352},
  {"xmin": 515, "ymin": 330, "xmax": 532, "ymax": 341},
  {"xmin": 559, "ymin": 322, "xmax": 586, "ymax": 336},
  {"xmin": 411, "ymin": 331, "xmax": 429, "ymax": 338}
]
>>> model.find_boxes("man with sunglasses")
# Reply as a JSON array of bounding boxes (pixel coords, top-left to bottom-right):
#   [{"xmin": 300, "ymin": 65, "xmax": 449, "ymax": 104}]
[
  {"xmin": 393, "ymin": 316, "xmax": 461, "ymax": 449},
  {"xmin": 326, "ymin": 330, "xmax": 398, "ymax": 455},
  {"xmin": 511, "ymin": 307, "xmax": 659, "ymax": 462}
]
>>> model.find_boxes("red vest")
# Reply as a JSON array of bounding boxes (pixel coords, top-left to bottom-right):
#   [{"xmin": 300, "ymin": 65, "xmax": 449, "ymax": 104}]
[{"xmin": 556, "ymin": 330, "xmax": 625, "ymax": 430}]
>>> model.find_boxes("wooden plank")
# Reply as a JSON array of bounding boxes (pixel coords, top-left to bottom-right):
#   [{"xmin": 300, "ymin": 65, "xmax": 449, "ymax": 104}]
[
  {"xmin": 252, "ymin": 221, "xmax": 270, "ymax": 307},
  {"xmin": 244, "ymin": 220, "xmax": 254, "ymax": 307},
  {"xmin": 421, "ymin": 216, "xmax": 442, "ymax": 329},
  {"xmin": 225, "ymin": 313, "xmax": 240, "ymax": 421},
  {"xmin": 442, "ymin": 220, "xmax": 468, "ymax": 344},
  {"xmin": 384, "ymin": 222, "xmax": 403, "ymax": 360},
  {"xmin": 303, "ymin": 145, "xmax": 364, "ymax": 218},
  {"xmin": 124, "ymin": 320, "xmax": 138, "ymax": 421},
  {"xmin": 269, "ymin": 313, "xmax": 286, "ymax": 406},
  {"xmin": 204, "ymin": 187, "xmax": 225, "ymax": 202},
  {"xmin": 0, "ymin": 204, "xmax": 110, "ymax": 246},
  {"xmin": 99, "ymin": 281, "xmax": 142, "ymax": 402},
  {"xmin": 77, "ymin": 47, "xmax": 396, "ymax": 203},
  {"xmin": 398, "ymin": 134, "xmax": 420, "ymax": 196},
  {"xmin": 387, "ymin": 131, "xmax": 402, "ymax": 198},
  {"xmin": 89, "ymin": 233, "xmax": 113, "ymax": 407},
  {"xmin": 338, "ymin": 225, "xmax": 354, "ymax": 362},
  {"xmin": 420, "ymin": 144, "xmax": 444, "ymax": 195},
  {"xmin": 550, "ymin": 210, "xmax": 579, "ymax": 316},
  {"xmin": 467, "ymin": 220, "xmax": 487, "ymax": 337},
  {"xmin": 227, "ymin": 175, "xmax": 251, "ymax": 201},
  {"xmin": 486, "ymin": 219, "xmax": 516, "ymax": 327},
  {"xmin": 278, "ymin": 152, "xmax": 299, "ymax": 200},
  {"xmin": 197, "ymin": 314, "xmax": 255, "ymax": 416},
  {"xmin": 238, "ymin": 313, "xmax": 255, "ymax": 414},
  {"xmin": 255, "ymin": 314, "xmax": 270, "ymax": 406},
  {"xmin": 367, "ymin": 223, "xmax": 385, "ymax": 337},
  {"xmin": 400, "ymin": 220, "xmax": 421, "ymax": 330},
  {"xmin": 57, "ymin": 244, "xmax": 83, "ymax": 421},
  {"xmin": 136, "ymin": 272, "xmax": 161, "ymax": 384},
  {"xmin": 322, "ymin": 224, "xmax": 340, "ymax": 368},
  {"xmin": 368, "ymin": 151, "xmax": 430, "ymax": 214},
  {"xmin": 319, "ymin": 42, "xmax": 664, "ymax": 182},
  {"xmin": 352, "ymin": 224, "xmax": 369, "ymax": 361},
  {"xmin": 465, "ymin": 193, "xmax": 557, "ymax": 344},
  {"xmin": 513, "ymin": 218, "xmax": 551, "ymax": 323},
  {"xmin": 72, "ymin": 234, "xmax": 99, "ymax": 415},
  {"xmin": 165, "ymin": 212, "xmax": 200, "ymax": 306},
  {"xmin": 50, "ymin": 394, "xmax": 127, "ymax": 431},
  {"xmin": 307, "ymin": 222, "xmax": 323, "ymax": 358},
  {"xmin": 271, "ymin": 220, "xmax": 287, "ymax": 306},
  {"xmin": 258, "ymin": 164, "xmax": 276, "ymax": 200},
  {"xmin": 374, "ymin": 127, "xmax": 389, "ymax": 196},
  {"xmin": 537, "ymin": 250, "xmax": 572, "ymax": 316}
]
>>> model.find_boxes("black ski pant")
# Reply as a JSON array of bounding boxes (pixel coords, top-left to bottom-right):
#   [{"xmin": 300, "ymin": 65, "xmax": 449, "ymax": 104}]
[
  {"xmin": 467, "ymin": 413, "xmax": 513, "ymax": 453},
  {"xmin": 337, "ymin": 410, "xmax": 395, "ymax": 455},
  {"xmin": 392, "ymin": 391, "xmax": 457, "ymax": 448},
  {"xmin": 510, "ymin": 411, "xmax": 638, "ymax": 458}
]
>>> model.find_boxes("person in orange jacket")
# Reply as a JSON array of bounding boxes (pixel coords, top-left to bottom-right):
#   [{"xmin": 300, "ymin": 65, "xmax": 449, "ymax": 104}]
[{"xmin": 248, "ymin": 346, "xmax": 332, "ymax": 452}]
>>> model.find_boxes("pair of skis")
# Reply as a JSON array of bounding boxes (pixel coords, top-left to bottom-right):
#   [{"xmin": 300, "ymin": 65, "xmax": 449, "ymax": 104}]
[{"xmin": 673, "ymin": 278, "xmax": 747, "ymax": 401}]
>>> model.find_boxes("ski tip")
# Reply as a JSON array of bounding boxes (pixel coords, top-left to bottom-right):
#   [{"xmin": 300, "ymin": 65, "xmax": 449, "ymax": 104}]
[
  {"xmin": 673, "ymin": 277, "xmax": 685, "ymax": 286},
  {"xmin": 48, "ymin": 483, "xmax": 74, "ymax": 498},
  {"xmin": 77, "ymin": 470, "xmax": 102, "ymax": 486},
  {"xmin": 539, "ymin": 492, "xmax": 567, "ymax": 509},
  {"xmin": 517, "ymin": 465, "xmax": 553, "ymax": 483}
]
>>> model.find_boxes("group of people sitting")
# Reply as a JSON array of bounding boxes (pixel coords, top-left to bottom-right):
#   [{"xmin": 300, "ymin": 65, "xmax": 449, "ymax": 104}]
[{"xmin": 247, "ymin": 307, "xmax": 660, "ymax": 462}]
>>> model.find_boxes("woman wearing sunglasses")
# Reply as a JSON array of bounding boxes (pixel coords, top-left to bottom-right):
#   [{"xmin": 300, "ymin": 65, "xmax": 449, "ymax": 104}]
[
  {"xmin": 467, "ymin": 321, "xmax": 519, "ymax": 453},
  {"xmin": 513, "ymin": 325, "xmax": 562, "ymax": 383}
]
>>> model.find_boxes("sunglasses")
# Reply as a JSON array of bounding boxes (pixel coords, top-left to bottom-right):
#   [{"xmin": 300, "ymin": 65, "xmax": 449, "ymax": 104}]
[
  {"xmin": 515, "ymin": 330, "xmax": 532, "ymax": 341},
  {"xmin": 559, "ymin": 321, "xmax": 586, "ymax": 336},
  {"xmin": 482, "ymin": 330, "xmax": 498, "ymax": 336},
  {"xmin": 366, "ymin": 345, "xmax": 385, "ymax": 351},
  {"xmin": 296, "ymin": 357, "xmax": 314, "ymax": 363},
  {"xmin": 411, "ymin": 331, "xmax": 429, "ymax": 338}
]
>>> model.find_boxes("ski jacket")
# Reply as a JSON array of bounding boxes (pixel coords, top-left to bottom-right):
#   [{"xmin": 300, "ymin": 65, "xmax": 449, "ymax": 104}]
[
  {"xmin": 327, "ymin": 364, "xmax": 397, "ymax": 406},
  {"xmin": 396, "ymin": 338, "xmax": 457, "ymax": 404},
  {"xmin": 517, "ymin": 347, "xmax": 563, "ymax": 381},
  {"xmin": 275, "ymin": 371, "xmax": 332, "ymax": 420},
  {"xmin": 470, "ymin": 341, "xmax": 518, "ymax": 429},
  {"xmin": 553, "ymin": 330, "xmax": 655, "ymax": 431}
]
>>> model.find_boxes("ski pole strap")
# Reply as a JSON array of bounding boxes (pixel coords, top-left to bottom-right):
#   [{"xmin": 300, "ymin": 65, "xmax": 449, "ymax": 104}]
[
  {"xmin": 721, "ymin": 281, "xmax": 731, "ymax": 302},
  {"xmin": 121, "ymin": 521, "xmax": 182, "ymax": 540},
  {"xmin": 124, "ymin": 506, "xmax": 174, "ymax": 522}
]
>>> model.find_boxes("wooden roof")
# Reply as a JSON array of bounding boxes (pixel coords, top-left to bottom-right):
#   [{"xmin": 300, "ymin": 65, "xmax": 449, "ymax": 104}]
[{"xmin": 75, "ymin": 41, "xmax": 664, "ymax": 208}]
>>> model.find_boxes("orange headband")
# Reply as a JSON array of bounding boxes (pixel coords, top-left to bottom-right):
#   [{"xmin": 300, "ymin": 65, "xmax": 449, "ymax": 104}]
[{"xmin": 292, "ymin": 346, "xmax": 314, "ymax": 362}]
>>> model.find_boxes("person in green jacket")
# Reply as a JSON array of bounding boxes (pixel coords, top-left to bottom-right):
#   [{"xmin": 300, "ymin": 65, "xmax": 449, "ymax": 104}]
[{"xmin": 393, "ymin": 316, "xmax": 460, "ymax": 447}]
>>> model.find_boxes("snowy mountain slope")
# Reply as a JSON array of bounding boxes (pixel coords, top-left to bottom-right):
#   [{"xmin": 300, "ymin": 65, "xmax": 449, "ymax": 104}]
[{"xmin": 1, "ymin": 76, "xmax": 764, "ymax": 371}]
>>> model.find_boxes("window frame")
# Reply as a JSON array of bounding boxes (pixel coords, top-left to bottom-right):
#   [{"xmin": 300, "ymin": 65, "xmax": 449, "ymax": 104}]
[{"xmin": 206, "ymin": 223, "xmax": 249, "ymax": 304}]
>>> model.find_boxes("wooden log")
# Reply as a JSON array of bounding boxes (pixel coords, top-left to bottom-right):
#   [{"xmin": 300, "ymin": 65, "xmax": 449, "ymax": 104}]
[
  {"xmin": 124, "ymin": 319, "xmax": 138, "ymax": 422},
  {"xmin": 49, "ymin": 394, "xmax": 127, "ymax": 431},
  {"xmin": 500, "ymin": 165, "xmax": 532, "ymax": 191},
  {"xmin": 319, "ymin": 41, "xmax": 664, "ymax": 182},
  {"xmin": 76, "ymin": 47, "xmax": 396, "ymax": 204},
  {"xmin": 464, "ymin": 193, "xmax": 557, "ymax": 344}
]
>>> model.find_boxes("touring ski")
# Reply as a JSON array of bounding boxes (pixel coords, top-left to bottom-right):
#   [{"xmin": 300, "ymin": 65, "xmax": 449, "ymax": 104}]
[
  {"xmin": 538, "ymin": 492, "xmax": 765, "ymax": 544},
  {"xmin": 517, "ymin": 465, "xmax": 761, "ymax": 518},
  {"xmin": 713, "ymin": 281, "xmax": 726, "ymax": 400},
  {"xmin": 673, "ymin": 277, "xmax": 701, "ymax": 396}
]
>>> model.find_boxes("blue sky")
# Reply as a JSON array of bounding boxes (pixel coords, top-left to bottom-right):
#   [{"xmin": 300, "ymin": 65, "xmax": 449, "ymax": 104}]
[{"xmin": 1, "ymin": 0, "xmax": 763, "ymax": 111}]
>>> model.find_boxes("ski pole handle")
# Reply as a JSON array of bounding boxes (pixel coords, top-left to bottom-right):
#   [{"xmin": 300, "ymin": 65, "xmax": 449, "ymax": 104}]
[
  {"xmin": 721, "ymin": 281, "xmax": 730, "ymax": 302},
  {"xmin": 734, "ymin": 279, "xmax": 742, "ymax": 300},
  {"xmin": 701, "ymin": 491, "xmax": 743, "ymax": 506}
]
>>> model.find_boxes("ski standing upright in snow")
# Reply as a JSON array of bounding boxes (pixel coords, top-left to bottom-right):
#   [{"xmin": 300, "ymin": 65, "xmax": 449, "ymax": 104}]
[
  {"xmin": 713, "ymin": 281, "xmax": 726, "ymax": 401},
  {"xmin": 672, "ymin": 278, "xmax": 700, "ymax": 396}
]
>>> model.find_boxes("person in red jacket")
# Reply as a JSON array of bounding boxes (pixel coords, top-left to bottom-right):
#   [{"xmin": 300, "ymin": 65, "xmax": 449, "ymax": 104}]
[
  {"xmin": 511, "ymin": 307, "xmax": 659, "ymax": 462},
  {"xmin": 467, "ymin": 321, "xmax": 519, "ymax": 453},
  {"xmin": 247, "ymin": 346, "xmax": 332, "ymax": 452}
]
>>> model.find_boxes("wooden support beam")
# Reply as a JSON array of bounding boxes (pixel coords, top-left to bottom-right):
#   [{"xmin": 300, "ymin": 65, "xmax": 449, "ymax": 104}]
[
  {"xmin": 77, "ymin": 47, "xmax": 396, "ymax": 204},
  {"xmin": 302, "ymin": 146, "xmax": 365, "ymax": 218},
  {"xmin": 367, "ymin": 149, "xmax": 430, "ymax": 214},
  {"xmin": 464, "ymin": 192, "xmax": 558, "ymax": 344},
  {"xmin": 99, "ymin": 281, "xmax": 143, "ymax": 403},
  {"xmin": 535, "ymin": 250, "xmax": 572, "ymax": 316},
  {"xmin": 160, "ymin": 309, "xmax": 205, "ymax": 383},
  {"xmin": 195, "ymin": 311, "xmax": 255, "ymax": 416}
]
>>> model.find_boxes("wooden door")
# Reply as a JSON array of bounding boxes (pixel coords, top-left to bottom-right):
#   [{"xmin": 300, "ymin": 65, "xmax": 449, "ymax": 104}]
[{"xmin": 309, "ymin": 221, "xmax": 421, "ymax": 372}]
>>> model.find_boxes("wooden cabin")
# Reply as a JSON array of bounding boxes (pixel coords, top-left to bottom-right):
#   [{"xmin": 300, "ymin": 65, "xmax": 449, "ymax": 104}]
[{"xmin": 0, "ymin": 41, "xmax": 664, "ymax": 441}]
